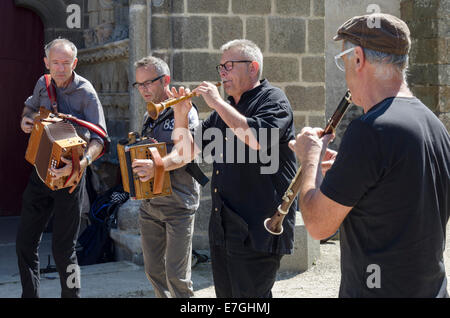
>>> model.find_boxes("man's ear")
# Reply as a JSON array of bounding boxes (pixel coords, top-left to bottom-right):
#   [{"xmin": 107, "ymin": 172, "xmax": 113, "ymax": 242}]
[
  {"xmin": 44, "ymin": 57, "xmax": 50, "ymax": 70},
  {"xmin": 163, "ymin": 74, "xmax": 171, "ymax": 86},
  {"xmin": 249, "ymin": 61, "xmax": 260, "ymax": 77},
  {"xmin": 354, "ymin": 46, "xmax": 365, "ymax": 71},
  {"xmin": 72, "ymin": 57, "xmax": 78, "ymax": 70}
]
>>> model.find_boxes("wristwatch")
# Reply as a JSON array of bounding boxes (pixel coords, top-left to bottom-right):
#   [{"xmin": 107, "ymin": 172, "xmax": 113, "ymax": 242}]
[{"xmin": 85, "ymin": 153, "xmax": 93, "ymax": 166}]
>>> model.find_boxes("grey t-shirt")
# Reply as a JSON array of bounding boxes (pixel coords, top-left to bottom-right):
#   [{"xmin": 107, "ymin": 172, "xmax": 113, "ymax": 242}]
[
  {"xmin": 24, "ymin": 72, "xmax": 107, "ymax": 143},
  {"xmin": 140, "ymin": 106, "xmax": 201, "ymax": 213}
]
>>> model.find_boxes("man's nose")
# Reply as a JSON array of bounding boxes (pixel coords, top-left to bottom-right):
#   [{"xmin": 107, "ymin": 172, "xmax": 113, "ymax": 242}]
[{"xmin": 219, "ymin": 68, "xmax": 229, "ymax": 77}]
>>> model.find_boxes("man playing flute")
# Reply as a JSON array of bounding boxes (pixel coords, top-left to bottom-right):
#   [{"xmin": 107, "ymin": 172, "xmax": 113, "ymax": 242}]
[{"xmin": 140, "ymin": 39, "xmax": 298, "ymax": 297}]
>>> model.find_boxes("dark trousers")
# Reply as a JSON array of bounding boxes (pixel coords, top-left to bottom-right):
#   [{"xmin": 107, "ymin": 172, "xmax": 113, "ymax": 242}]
[
  {"xmin": 16, "ymin": 170, "xmax": 84, "ymax": 298},
  {"xmin": 209, "ymin": 204, "xmax": 282, "ymax": 298},
  {"xmin": 210, "ymin": 244, "xmax": 282, "ymax": 298}
]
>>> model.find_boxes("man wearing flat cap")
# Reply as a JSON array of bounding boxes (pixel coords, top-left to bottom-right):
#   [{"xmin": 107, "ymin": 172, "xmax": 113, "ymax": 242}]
[{"xmin": 290, "ymin": 13, "xmax": 450, "ymax": 297}]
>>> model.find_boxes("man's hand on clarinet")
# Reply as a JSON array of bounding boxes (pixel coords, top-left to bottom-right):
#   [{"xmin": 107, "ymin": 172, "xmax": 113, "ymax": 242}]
[
  {"xmin": 321, "ymin": 148, "xmax": 337, "ymax": 176},
  {"xmin": 132, "ymin": 159, "xmax": 155, "ymax": 182},
  {"xmin": 289, "ymin": 127, "xmax": 336, "ymax": 174}
]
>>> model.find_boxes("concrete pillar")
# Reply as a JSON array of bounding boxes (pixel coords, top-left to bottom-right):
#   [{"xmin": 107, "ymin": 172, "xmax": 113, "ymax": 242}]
[
  {"xmin": 280, "ymin": 213, "xmax": 320, "ymax": 272},
  {"xmin": 401, "ymin": 0, "xmax": 450, "ymax": 131},
  {"xmin": 128, "ymin": 0, "xmax": 148, "ymax": 132},
  {"xmin": 324, "ymin": 0, "xmax": 401, "ymax": 147}
]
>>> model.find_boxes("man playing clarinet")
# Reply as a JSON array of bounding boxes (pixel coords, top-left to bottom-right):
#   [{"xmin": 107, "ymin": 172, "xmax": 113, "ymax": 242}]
[
  {"xmin": 160, "ymin": 39, "xmax": 298, "ymax": 297},
  {"xmin": 290, "ymin": 14, "xmax": 450, "ymax": 297}
]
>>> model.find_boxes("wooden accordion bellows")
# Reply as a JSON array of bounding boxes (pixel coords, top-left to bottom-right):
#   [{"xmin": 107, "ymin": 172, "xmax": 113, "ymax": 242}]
[
  {"xmin": 25, "ymin": 108, "xmax": 87, "ymax": 191},
  {"xmin": 117, "ymin": 132, "xmax": 172, "ymax": 200}
]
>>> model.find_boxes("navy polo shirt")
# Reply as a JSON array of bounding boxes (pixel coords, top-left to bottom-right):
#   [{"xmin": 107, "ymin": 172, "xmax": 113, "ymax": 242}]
[
  {"xmin": 140, "ymin": 107, "xmax": 201, "ymax": 212},
  {"xmin": 194, "ymin": 79, "xmax": 298, "ymax": 255}
]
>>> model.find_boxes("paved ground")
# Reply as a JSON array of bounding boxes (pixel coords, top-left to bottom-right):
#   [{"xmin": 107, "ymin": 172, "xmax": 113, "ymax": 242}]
[{"xmin": 0, "ymin": 216, "xmax": 449, "ymax": 298}]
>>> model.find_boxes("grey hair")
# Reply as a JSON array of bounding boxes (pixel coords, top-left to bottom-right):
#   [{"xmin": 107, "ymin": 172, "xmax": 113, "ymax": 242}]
[
  {"xmin": 44, "ymin": 38, "xmax": 77, "ymax": 61},
  {"xmin": 134, "ymin": 56, "xmax": 170, "ymax": 77},
  {"xmin": 344, "ymin": 41, "xmax": 409, "ymax": 82},
  {"xmin": 220, "ymin": 39, "xmax": 263, "ymax": 78}
]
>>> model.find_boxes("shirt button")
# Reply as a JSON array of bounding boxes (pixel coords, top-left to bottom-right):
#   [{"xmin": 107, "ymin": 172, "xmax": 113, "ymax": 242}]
[
  {"xmin": 216, "ymin": 170, "xmax": 219, "ymax": 175},
  {"xmin": 214, "ymin": 188, "xmax": 218, "ymax": 193},
  {"xmin": 214, "ymin": 208, "xmax": 218, "ymax": 212}
]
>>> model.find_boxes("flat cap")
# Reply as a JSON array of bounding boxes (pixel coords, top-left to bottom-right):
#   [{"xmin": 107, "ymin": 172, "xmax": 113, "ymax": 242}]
[{"xmin": 333, "ymin": 13, "xmax": 411, "ymax": 55}]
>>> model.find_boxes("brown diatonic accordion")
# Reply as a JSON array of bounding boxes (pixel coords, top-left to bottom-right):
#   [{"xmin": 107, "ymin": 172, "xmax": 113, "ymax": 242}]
[
  {"xmin": 25, "ymin": 108, "xmax": 87, "ymax": 192},
  {"xmin": 117, "ymin": 132, "xmax": 172, "ymax": 200}
]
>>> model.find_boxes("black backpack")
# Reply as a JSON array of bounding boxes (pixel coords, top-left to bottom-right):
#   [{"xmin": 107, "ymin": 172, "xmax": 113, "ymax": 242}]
[{"xmin": 76, "ymin": 185, "xmax": 129, "ymax": 266}]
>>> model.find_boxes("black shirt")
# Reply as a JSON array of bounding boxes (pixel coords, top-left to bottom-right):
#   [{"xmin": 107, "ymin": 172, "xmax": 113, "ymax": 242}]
[
  {"xmin": 194, "ymin": 79, "xmax": 298, "ymax": 255},
  {"xmin": 321, "ymin": 97, "xmax": 450, "ymax": 297}
]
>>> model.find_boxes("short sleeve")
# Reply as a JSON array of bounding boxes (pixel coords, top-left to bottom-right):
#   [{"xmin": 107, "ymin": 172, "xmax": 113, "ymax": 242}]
[
  {"xmin": 188, "ymin": 105, "xmax": 200, "ymax": 132},
  {"xmin": 246, "ymin": 101, "xmax": 294, "ymax": 152},
  {"xmin": 320, "ymin": 119, "xmax": 382, "ymax": 207},
  {"xmin": 81, "ymin": 84, "xmax": 107, "ymax": 143},
  {"xmin": 24, "ymin": 76, "xmax": 49, "ymax": 112}
]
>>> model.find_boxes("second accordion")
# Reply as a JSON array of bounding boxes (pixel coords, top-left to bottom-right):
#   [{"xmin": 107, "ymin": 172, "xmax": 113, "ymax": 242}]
[{"xmin": 117, "ymin": 132, "xmax": 172, "ymax": 200}]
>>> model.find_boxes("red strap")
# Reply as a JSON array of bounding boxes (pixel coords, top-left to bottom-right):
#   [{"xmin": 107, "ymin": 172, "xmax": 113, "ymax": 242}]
[
  {"xmin": 64, "ymin": 146, "xmax": 82, "ymax": 194},
  {"xmin": 42, "ymin": 75, "xmax": 110, "ymax": 161},
  {"xmin": 44, "ymin": 74, "xmax": 58, "ymax": 114},
  {"xmin": 61, "ymin": 115, "xmax": 109, "ymax": 160}
]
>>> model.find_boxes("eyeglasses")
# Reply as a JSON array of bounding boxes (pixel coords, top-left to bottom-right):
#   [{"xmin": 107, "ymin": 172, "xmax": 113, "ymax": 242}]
[
  {"xmin": 132, "ymin": 74, "xmax": 165, "ymax": 89},
  {"xmin": 334, "ymin": 47, "xmax": 355, "ymax": 72},
  {"xmin": 215, "ymin": 60, "xmax": 252, "ymax": 74}
]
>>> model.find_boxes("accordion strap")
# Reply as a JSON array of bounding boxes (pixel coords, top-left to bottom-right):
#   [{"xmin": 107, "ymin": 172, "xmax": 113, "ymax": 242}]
[
  {"xmin": 42, "ymin": 75, "xmax": 110, "ymax": 160},
  {"xmin": 148, "ymin": 147, "xmax": 164, "ymax": 195},
  {"xmin": 44, "ymin": 74, "xmax": 58, "ymax": 114},
  {"xmin": 64, "ymin": 145, "xmax": 83, "ymax": 194},
  {"xmin": 60, "ymin": 114, "xmax": 110, "ymax": 160}
]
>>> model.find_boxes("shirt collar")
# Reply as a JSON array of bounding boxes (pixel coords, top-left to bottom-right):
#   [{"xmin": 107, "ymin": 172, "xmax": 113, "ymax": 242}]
[
  {"xmin": 227, "ymin": 78, "xmax": 269, "ymax": 108},
  {"xmin": 53, "ymin": 71, "xmax": 79, "ymax": 94}
]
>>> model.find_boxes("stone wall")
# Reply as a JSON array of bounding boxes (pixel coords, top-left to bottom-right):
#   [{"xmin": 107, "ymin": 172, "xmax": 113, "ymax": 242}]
[
  {"xmin": 14, "ymin": 0, "xmax": 85, "ymax": 47},
  {"xmin": 76, "ymin": 0, "xmax": 130, "ymax": 186},
  {"xmin": 401, "ymin": 0, "xmax": 450, "ymax": 130},
  {"xmin": 324, "ymin": 0, "xmax": 401, "ymax": 147},
  {"xmin": 151, "ymin": 0, "xmax": 325, "ymax": 129}
]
